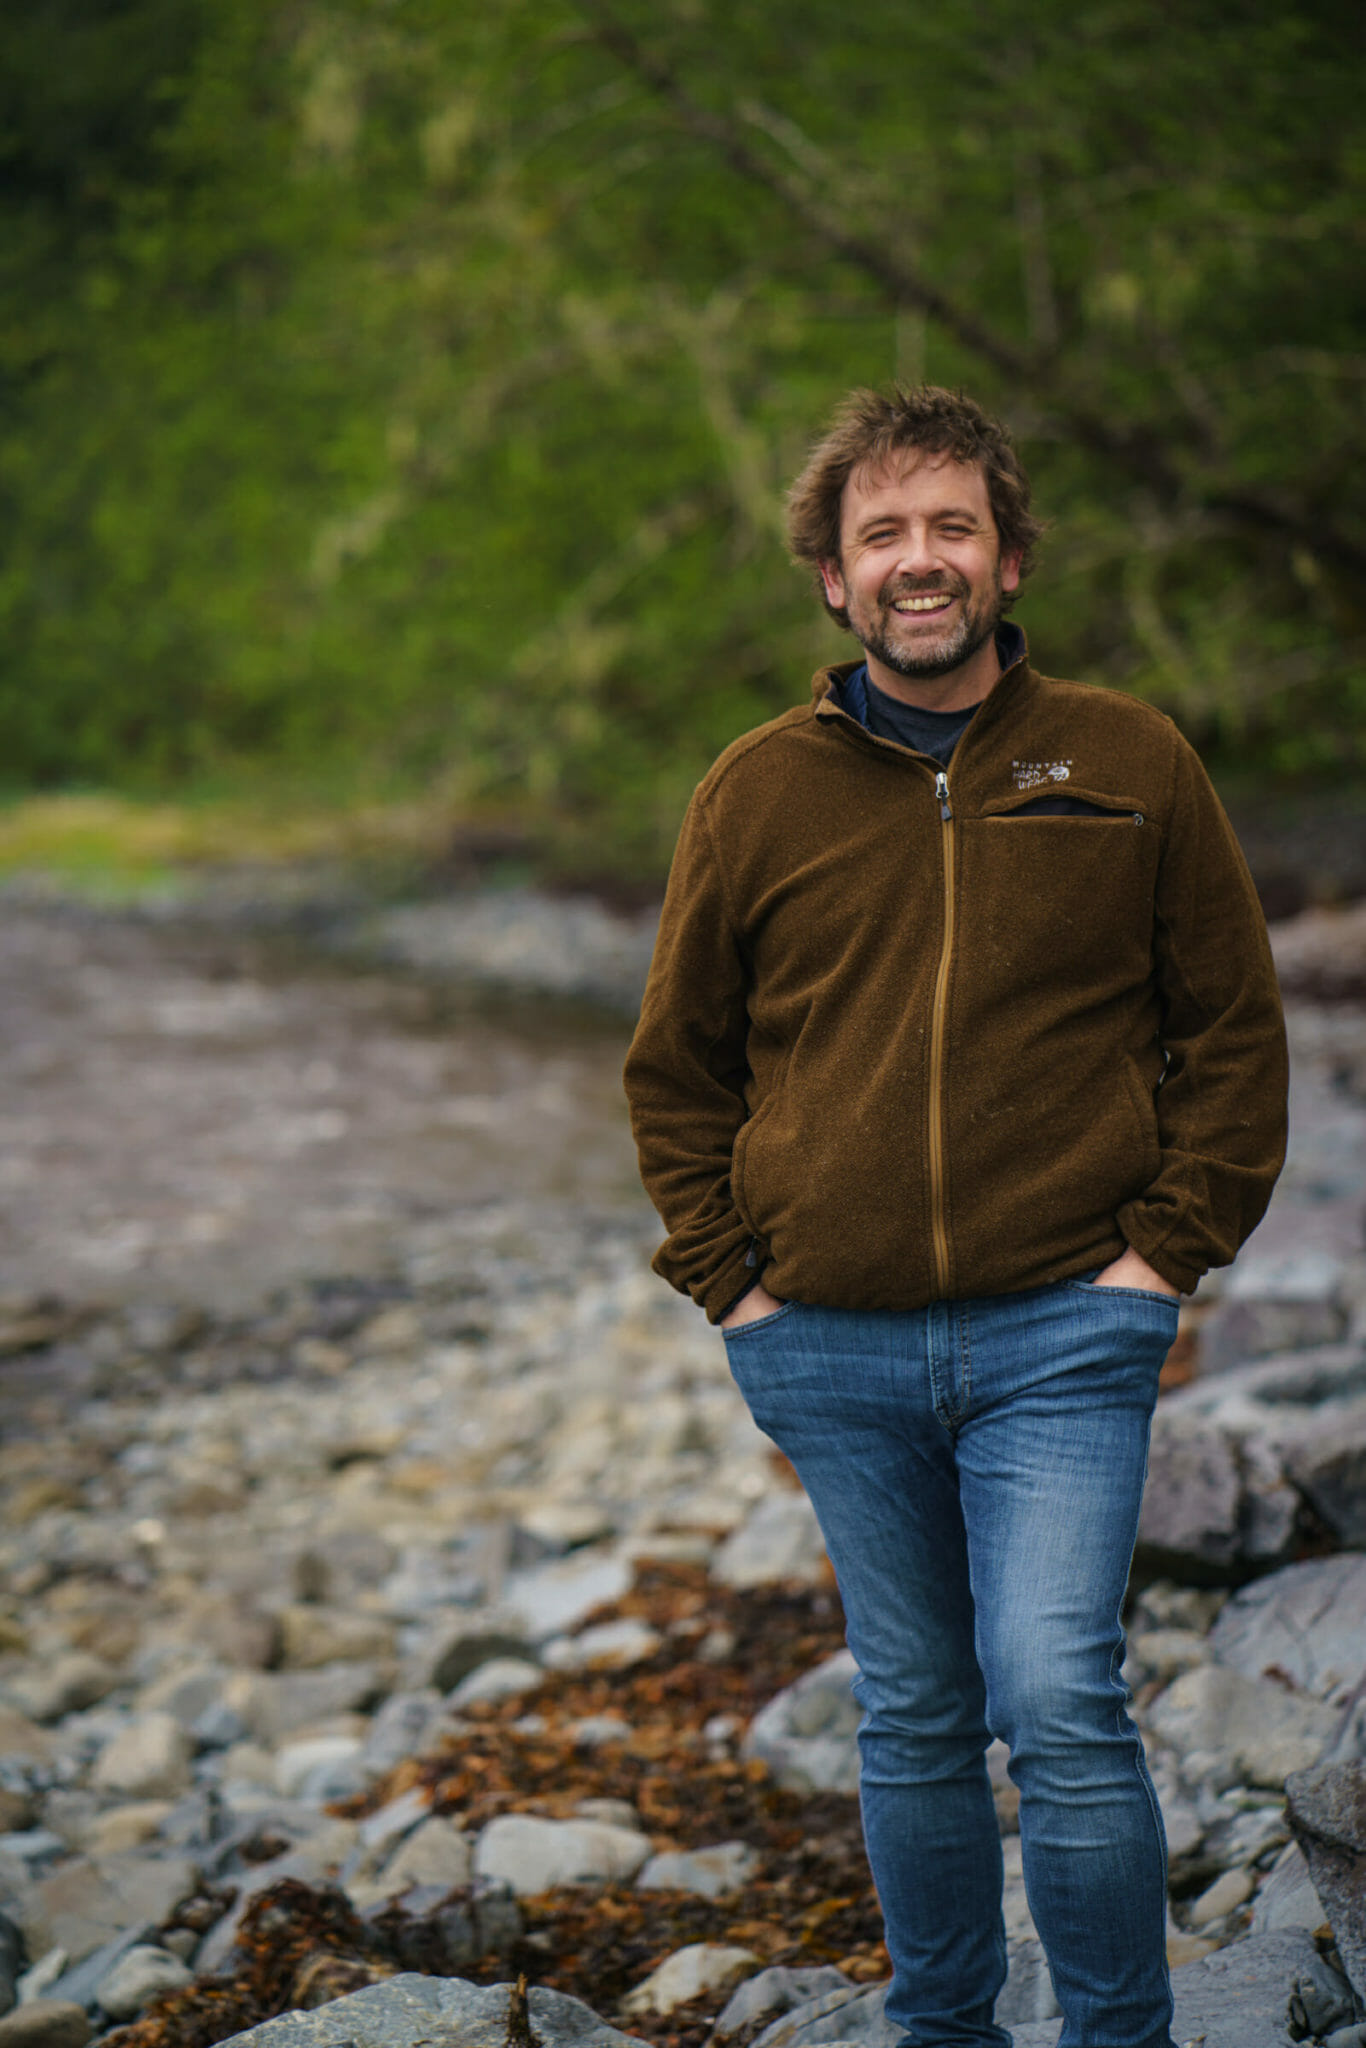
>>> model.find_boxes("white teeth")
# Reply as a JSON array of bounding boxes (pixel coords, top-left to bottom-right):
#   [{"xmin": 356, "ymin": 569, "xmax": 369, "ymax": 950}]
[{"xmin": 893, "ymin": 595, "xmax": 952, "ymax": 612}]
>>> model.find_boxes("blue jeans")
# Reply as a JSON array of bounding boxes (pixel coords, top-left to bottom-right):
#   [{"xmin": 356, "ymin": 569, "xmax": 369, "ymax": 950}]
[{"xmin": 723, "ymin": 1279, "xmax": 1179, "ymax": 2048}]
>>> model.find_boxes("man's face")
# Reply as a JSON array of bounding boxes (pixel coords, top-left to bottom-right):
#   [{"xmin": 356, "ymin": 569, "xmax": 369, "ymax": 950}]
[{"xmin": 818, "ymin": 453, "xmax": 1021, "ymax": 683}]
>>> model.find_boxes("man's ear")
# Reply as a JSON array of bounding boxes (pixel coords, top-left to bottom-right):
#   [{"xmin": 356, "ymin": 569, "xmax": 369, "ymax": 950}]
[
  {"xmin": 1000, "ymin": 550, "xmax": 1022, "ymax": 595},
  {"xmin": 818, "ymin": 558, "xmax": 847, "ymax": 609}
]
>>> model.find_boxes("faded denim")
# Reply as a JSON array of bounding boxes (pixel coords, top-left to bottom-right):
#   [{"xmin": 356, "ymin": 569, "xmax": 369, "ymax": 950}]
[{"xmin": 724, "ymin": 1279, "xmax": 1180, "ymax": 2048}]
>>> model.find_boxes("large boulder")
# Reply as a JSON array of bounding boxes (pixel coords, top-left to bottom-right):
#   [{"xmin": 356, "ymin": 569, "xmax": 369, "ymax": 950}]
[
  {"xmin": 1209, "ymin": 1553, "xmax": 1366, "ymax": 1706},
  {"xmin": 209, "ymin": 1973, "xmax": 647, "ymax": 2048},
  {"xmin": 1143, "ymin": 1664, "xmax": 1339, "ymax": 1789},
  {"xmin": 1286, "ymin": 1761, "xmax": 1366, "ymax": 2003}
]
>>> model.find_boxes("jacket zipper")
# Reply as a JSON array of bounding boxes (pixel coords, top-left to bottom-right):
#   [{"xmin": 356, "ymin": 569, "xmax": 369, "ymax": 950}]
[{"xmin": 928, "ymin": 770, "xmax": 955, "ymax": 1296}]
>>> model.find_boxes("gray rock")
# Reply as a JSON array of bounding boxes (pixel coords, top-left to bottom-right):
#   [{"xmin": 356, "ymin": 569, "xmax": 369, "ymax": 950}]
[
  {"xmin": 996, "ymin": 1938, "xmax": 1061, "ymax": 2026},
  {"xmin": 1145, "ymin": 1663, "xmax": 1340, "ymax": 1788},
  {"xmin": 94, "ymin": 1944, "xmax": 193, "ymax": 2020},
  {"xmin": 472, "ymin": 1815, "xmax": 652, "ymax": 1894},
  {"xmin": 90, "ymin": 1714, "xmax": 192, "ymax": 1799},
  {"xmin": 751, "ymin": 1981, "xmax": 895, "ymax": 2048},
  {"xmin": 1200, "ymin": 1293, "xmax": 1348, "ymax": 1377},
  {"xmin": 225, "ymin": 1664, "xmax": 384, "ymax": 1743},
  {"xmin": 446, "ymin": 1657, "xmax": 543, "ymax": 1710},
  {"xmin": 713, "ymin": 1493, "xmax": 829, "ymax": 1590},
  {"xmin": 714, "ymin": 1967, "xmax": 853, "ymax": 2040},
  {"xmin": 501, "ymin": 1551, "xmax": 634, "ymax": 1642},
  {"xmin": 743, "ymin": 1652, "xmax": 861, "ymax": 1795},
  {"xmin": 1210, "ymin": 1554, "xmax": 1366, "ymax": 1704},
  {"xmin": 0, "ymin": 2003, "xmax": 92, "ymax": 2048},
  {"xmin": 19, "ymin": 1854, "xmax": 193, "ymax": 1970},
  {"xmin": 1286, "ymin": 1952, "xmax": 1359, "ymax": 2040},
  {"xmin": 635, "ymin": 1842, "xmax": 760, "ymax": 1899},
  {"xmin": 357, "ymin": 1692, "xmax": 441, "ymax": 1776},
  {"xmin": 41, "ymin": 1922, "xmax": 156, "ymax": 2014},
  {"xmin": 1, "ymin": 1660, "xmax": 118, "ymax": 1729},
  {"xmin": 1137, "ymin": 1414, "xmax": 1243, "ymax": 1576},
  {"xmin": 208, "ymin": 1970, "xmax": 647, "ymax": 2048},
  {"xmin": 1286, "ymin": 1761, "xmax": 1366, "ymax": 2001},
  {"xmin": 1250, "ymin": 1840, "xmax": 1326, "ymax": 1934},
  {"xmin": 135, "ymin": 1663, "xmax": 228, "ymax": 1730},
  {"xmin": 359, "ymin": 1816, "xmax": 472, "ymax": 1903},
  {"xmin": 1285, "ymin": 1423, "xmax": 1366, "ymax": 1548},
  {"xmin": 1167, "ymin": 1928, "xmax": 1321, "ymax": 2047}
]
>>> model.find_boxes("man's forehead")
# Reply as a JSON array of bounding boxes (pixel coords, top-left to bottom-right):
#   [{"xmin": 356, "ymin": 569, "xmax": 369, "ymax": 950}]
[{"xmin": 845, "ymin": 448, "xmax": 988, "ymax": 509}]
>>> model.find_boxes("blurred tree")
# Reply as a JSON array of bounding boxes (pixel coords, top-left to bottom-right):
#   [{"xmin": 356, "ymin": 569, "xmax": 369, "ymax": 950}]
[{"xmin": 0, "ymin": 0, "xmax": 1361, "ymax": 867}]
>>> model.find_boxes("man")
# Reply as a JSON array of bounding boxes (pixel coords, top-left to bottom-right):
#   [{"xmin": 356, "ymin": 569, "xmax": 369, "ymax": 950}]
[{"xmin": 623, "ymin": 386, "xmax": 1288, "ymax": 2048}]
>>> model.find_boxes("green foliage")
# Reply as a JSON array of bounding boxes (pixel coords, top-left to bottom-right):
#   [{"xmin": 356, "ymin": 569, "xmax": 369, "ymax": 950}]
[{"xmin": 1, "ymin": 0, "xmax": 1363, "ymax": 870}]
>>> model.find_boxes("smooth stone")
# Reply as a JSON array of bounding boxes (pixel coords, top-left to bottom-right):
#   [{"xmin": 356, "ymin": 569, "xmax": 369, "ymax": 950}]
[
  {"xmin": 713, "ymin": 1492, "xmax": 829, "ymax": 1590},
  {"xmin": 368, "ymin": 1817, "xmax": 472, "ymax": 1898},
  {"xmin": 1250, "ymin": 1840, "xmax": 1327, "ymax": 1934},
  {"xmin": 39, "ymin": 1921, "xmax": 157, "ymax": 2015},
  {"xmin": 996, "ymin": 1938, "xmax": 1062, "ymax": 2026},
  {"xmin": 621, "ymin": 1944, "xmax": 762, "ymax": 2016},
  {"xmin": 0, "ymin": 1715, "xmax": 50, "ymax": 1767},
  {"xmin": 276, "ymin": 1607, "xmax": 397, "ymax": 1672},
  {"xmin": 1210, "ymin": 1554, "xmax": 1366, "ymax": 1703},
  {"xmin": 84, "ymin": 1803, "xmax": 174, "ymax": 1857},
  {"xmin": 1188, "ymin": 1865, "xmax": 1255, "ymax": 1926},
  {"xmin": 715, "ymin": 1967, "xmax": 854, "ymax": 2040},
  {"xmin": 274, "ymin": 1737, "xmax": 366, "ymax": 1801},
  {"xmin": 500, "ymin": 1552, "xmax": 634, "ymax": 1642},
  {"xmin": 358, "ymin": 1692, "xmax": 442, "ymax": 1776},
  {"xmin": 743, "ymin": 1651, "xmax": 860, "ymax": 1795},
  {"xmin": 1286, "ymin": 1760, "xmax": 1366, "ymax": 2000},
  {"xmin": 223, "ymin": 1665, "xmax": 384, "ymax": 1742},
  {"xmin": 1144, "ymin": 1663, "xmax": 1339, "ymax": 1788},
  {"xmin": 135, "ymin": 1663, "xmax": 227, "ymax": 1729},
  {"xmin": 636, "ymin": 1842, "xmax": 761, "ymax": 1899},
  {"xmin": 1, "ymin": 1660, "xmax": 118, "ymax": 1729},
  {"xmin": 199, "ymin": 1970, "xmax": 647, "ymax": 2048},
  {"xmin": 354, "ymin": 1787, "xmax": 431, "ymax": 1855},
  {"xmin": 90, "ymin": 1714, "xmax": 192, "ymax": 1799},
  {"xmin": 19, "ymin": 1853, "xmax": 194, "ymax": 1969},
  {"xmin": 0, "ymin": 2003, "xmax": 92, "ymax": 2048},
  {"xmin": 445, "ymin": 1658, "xmax": 543, "ymax": 1709},
  {"xmin": 95, "ymin": 1944, "xmax": 193, "ymax": 2020},
  {"xmin": 574, "ymin": 1800, "xmax": 639, "ymax": 1830},
  {"xmin": 543, "ymin": 1621, "xmax": 662, "ymax": 1672},
  {"xmin": 473, "ymin": 1815, "xmax": 653, "ymax": 1894}
]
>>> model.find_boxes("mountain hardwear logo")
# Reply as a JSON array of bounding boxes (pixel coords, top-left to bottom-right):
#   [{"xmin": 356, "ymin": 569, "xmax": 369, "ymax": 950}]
[{"xmin": 1012, "ymin": 759, "xmax": 1073, "ymax": 790}]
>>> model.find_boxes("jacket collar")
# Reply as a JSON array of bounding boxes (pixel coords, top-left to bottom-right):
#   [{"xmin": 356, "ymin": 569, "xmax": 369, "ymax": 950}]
[{"xmin": 812, "ymin": 622, "xmax": 1030, "ymax": 726}]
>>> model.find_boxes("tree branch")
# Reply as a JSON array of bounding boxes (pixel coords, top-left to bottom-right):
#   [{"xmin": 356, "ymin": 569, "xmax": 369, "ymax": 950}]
[{"xmin": 573, "ymin": 0, "xmax": 1366, "ymax": 579}]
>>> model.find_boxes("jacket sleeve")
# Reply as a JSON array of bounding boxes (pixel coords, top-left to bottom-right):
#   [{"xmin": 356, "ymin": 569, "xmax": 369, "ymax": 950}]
[
  {"xmin": 1117, "ymin": 734, "xmax": 1289, "ymax": 1292},
  {"xmin": 623, "ymin": 792, "xmax": 758, "ymax": 1322}
]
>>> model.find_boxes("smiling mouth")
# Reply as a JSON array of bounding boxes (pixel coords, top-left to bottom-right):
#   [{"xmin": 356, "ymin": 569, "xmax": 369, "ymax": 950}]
[{"xmin": 891, "ymin": 594, "xmax": 954, "ymax": 614}]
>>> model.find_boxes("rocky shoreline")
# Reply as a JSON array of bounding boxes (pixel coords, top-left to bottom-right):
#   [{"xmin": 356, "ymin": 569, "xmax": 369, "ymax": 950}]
[{"xmin": 1, "ymin": 892, "xmax": 1365, "ymax": 2048}]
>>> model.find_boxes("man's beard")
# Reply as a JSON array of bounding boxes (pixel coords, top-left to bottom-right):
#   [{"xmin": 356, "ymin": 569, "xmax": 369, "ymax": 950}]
[{"xmin": 852, "ymin": 572, "xmax": 1004, "ymax": 681}]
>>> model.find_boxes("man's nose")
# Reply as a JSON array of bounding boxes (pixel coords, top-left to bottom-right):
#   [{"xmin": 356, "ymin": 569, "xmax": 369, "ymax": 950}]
[{"xmin": 893, "ymin": 526, "xmax": 940, "ymax": 578}]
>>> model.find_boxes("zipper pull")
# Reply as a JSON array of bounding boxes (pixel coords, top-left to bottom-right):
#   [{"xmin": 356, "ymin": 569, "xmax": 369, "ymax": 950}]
[{"xmin": 935, "ymin": 771, "xmax": 953, "ymax": 821}]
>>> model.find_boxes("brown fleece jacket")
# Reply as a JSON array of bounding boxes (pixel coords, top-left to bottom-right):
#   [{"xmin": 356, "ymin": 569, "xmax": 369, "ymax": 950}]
[{"xmin": 623, "ymin": 649, "xmax": 1288, "ymax": 1323}]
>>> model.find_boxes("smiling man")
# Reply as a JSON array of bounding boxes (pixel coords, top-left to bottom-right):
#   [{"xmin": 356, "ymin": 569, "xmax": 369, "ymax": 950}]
[{"xmin": 623, "ymin": 385, "xmax": 1288, "ymax": 2048}]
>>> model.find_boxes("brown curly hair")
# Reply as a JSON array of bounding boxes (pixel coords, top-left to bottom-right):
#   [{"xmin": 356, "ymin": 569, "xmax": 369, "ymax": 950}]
[{"xmin": 785, "ymin": 385, "xmax": 1045, "ymax": 629}]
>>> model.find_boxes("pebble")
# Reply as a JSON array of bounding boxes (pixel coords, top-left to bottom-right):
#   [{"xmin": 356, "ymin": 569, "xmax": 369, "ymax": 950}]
[
  {"xmin": 90, "ymin": 1715, "xmax": 192, "ymax": 1800},
  {"xmin": 94, "ymin": 1944, "xmax": 193, "ymax": 2019},
  {"xmin": 1188, "ymin": 1867, "xmax": 1255, "ymax": 1926},
  {"xmin": 622, "ymin": 1943, "xmax": 763, "ymax": 2015},
  {"xmin": 473, "ymin": 1816, "xmax": 654, "ymax": 1894},
  {"xmin": 0, "ymin": 2005, "xmax": 92, "ymax": 2048},
  {"xmin": 636, "ymin": 1842, "xmax": 761, "ymax": 1899}
]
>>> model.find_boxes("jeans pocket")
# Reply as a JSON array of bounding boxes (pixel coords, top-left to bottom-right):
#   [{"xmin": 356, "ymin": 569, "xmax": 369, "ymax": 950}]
[
  {"xmin": 1067, "ymin": 1276, "xmax": 1180, "ymax": 1311},
  {"xmin": 721, "ymin": 1300, "xmax": 800, "ymax": 1341}
]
